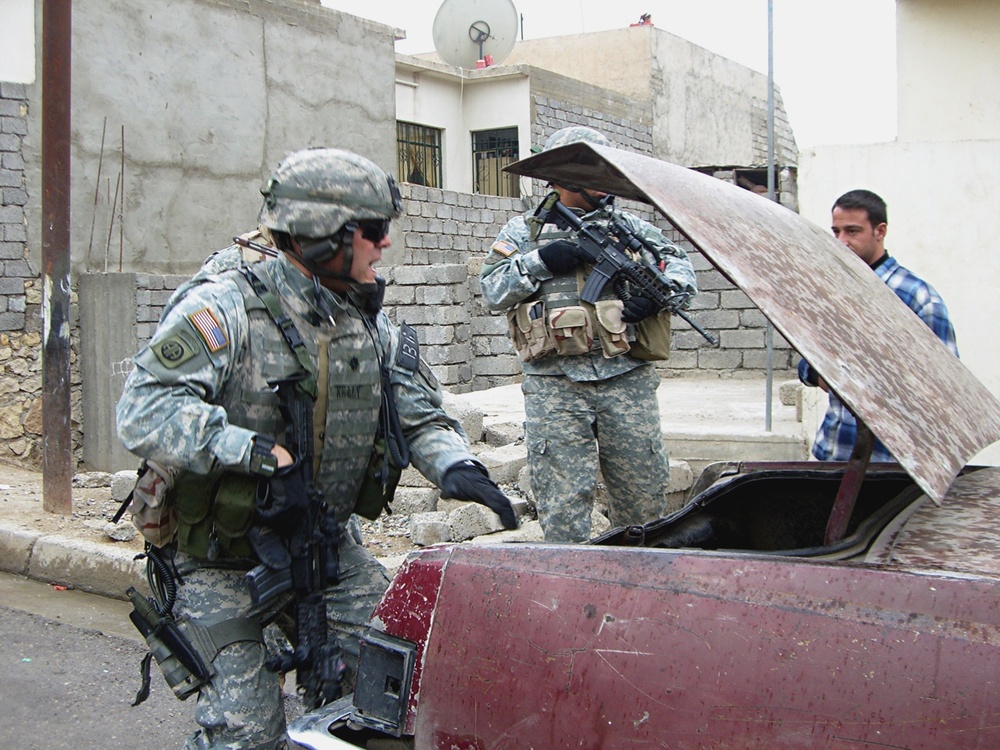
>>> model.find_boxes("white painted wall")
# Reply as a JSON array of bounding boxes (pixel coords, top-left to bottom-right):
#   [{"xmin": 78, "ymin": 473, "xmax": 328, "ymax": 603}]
[
  {"xmin": 395, "ymin": 63, "xmax": 531, "ymax": 194},
  {"xmin": 0, "ymin": 0, "xmax": 34, "ymax": 83}
]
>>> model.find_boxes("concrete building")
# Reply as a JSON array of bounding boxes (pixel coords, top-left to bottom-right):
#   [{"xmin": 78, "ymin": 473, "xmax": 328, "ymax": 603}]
[{"xmin": 798, "ymin": 0, "xmax": 1000, "ymax": 464}]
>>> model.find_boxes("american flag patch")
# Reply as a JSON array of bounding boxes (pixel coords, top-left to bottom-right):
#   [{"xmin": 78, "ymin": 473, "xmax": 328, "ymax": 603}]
[
  {"xmin": 490, "ymin": 240, "xmax": 518, "ymax": 257},
  {"xmin": 188, "ymin": 307, "xmax": 228, "ymax": 352}
]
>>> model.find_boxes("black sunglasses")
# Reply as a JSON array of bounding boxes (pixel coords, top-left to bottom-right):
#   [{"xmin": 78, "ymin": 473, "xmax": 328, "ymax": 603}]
[{"xmin": 350, "ymin": 218, "xmax": 391, "ymax": 243}]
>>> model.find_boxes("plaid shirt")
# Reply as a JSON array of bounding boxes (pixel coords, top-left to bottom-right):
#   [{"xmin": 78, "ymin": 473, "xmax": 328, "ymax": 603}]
[{"xmin": 799, "ymin": 254, "xmax": 959, "ymax": 462}]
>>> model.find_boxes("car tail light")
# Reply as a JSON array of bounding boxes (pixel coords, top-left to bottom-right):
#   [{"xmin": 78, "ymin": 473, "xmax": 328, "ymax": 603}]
[{"xmin": 350, "ymin": 629, "xmax": 416, "ymax": 736}]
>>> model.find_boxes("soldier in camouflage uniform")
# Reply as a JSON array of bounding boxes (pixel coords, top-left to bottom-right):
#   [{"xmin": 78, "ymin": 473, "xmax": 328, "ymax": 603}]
[
  {"xmin": 117, "ymin": 147, "xmax": 516, "ymax": 749},
  {"xmin": 480, "ymin": 127, "xmax": 697, "ymax": 543}
]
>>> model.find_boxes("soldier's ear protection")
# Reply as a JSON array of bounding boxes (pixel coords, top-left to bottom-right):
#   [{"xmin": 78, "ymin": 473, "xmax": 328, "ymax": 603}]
[{"xmin": 301, "ymin": 236, "xmax": 342, "ymax": 265}]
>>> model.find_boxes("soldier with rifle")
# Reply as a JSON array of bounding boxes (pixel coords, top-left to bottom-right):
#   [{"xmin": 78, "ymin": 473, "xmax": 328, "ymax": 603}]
[
  {"xmin": 480, "ymin": 126, "xmax": 699, "ymax": 543},
  {"xmin": 117, "ymin": 147, "xmax": 516, "ymax": 749}
]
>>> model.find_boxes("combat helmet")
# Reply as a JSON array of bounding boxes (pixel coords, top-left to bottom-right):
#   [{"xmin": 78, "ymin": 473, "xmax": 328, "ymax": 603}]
[
  {"xmin": 542, "ymin": 126, "xmax": 611, "ymax": 153},
  {"xmin": 258, "ymin": 147, "xmax": 403, "ymax": 239}
]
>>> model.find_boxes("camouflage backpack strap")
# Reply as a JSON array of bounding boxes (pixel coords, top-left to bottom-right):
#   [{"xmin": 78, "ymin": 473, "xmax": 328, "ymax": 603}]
[{"xmin": 239, "ymin": 266, "xmax": 317, "ymax": 400}]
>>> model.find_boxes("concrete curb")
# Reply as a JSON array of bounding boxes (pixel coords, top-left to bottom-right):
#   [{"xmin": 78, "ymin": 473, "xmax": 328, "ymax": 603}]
[{"xmin": 0, "ymin": 521, "xmax": 148, "ymax": 599}]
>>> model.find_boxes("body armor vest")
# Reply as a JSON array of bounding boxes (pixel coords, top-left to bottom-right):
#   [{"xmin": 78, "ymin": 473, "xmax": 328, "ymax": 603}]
[{"xmin": 171, "ymin": 258, "xmax": 383, "ymax": 560}]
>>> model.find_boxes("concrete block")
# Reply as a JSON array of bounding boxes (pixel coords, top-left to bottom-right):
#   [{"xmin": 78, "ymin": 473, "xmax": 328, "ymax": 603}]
[
  {"xmin": 0, "ymin": 522, "xmax": 41, "ymax": 576},
  {"xmin": 667, "ymin": 459, "xmax": 694, "ymax": 494},
  {"xmin": 442, "ymin": 391, "xmax": 484, "ymax": 443},
  {"xmin": 111, "ymin": 470, "xmax": 137, "ymax": 501},
  {"xmin": 448, "ymin": 502, "xmax": 504, "ymax": 542},
  {"xmin": 73, "ymin": 471, "xmax": 114, "ymax": 489},
  {"xmin": 470, "ymin": 519, "xmax": 545, "ymax": 545},
  {"xmin": 389, "ymin": 487, "xmax": 438, "ymax": 515},
  {"xmin": 474, "ymin": 442, "xmax": 527, "ymax": 485},
  {"xmin": 27, "ymin": 535, "xmax": 146, "ymax": 599},
  {"xmin": 410, "ymin": 511, "xmax": 450, "ymax": 546},
  {"xmin": 517, "ymin": 465, "xmax": 533, "ymax": 501},
  {"xmin": 779, "ymin": 379, "xmax": 800, "ymax": 406},
  {"xmin": 483, "ymin": 422, "xmax": 523, "ymax": 447},
  {"xmin": 399, "ymin": 465, "xmax": 434, "ymax": 489}
]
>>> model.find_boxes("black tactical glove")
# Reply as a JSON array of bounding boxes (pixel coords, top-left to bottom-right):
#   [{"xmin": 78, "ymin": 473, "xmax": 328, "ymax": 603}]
[
  {"xmin": 621, "ymin": 293, "xmax": 660, "ymax": 324},
  {"xmin": 255, "ymin": 458, "xmax": 310, "ymax": 536},
  {"xmin": 440, "ymin": 461, "xmax": 518, "ymax": 530},
  {"xmin": 537, "ymin": 240, "xmax": 587, "ymax": 275}
]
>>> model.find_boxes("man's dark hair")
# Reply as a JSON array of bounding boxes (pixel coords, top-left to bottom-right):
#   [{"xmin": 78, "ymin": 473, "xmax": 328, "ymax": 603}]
[{"xmin": 833, "ymin": 189, "xmax": 888, "ymax": 227}]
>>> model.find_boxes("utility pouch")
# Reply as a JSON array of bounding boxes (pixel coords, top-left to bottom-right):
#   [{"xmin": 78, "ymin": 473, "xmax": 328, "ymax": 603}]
[
  {"xmin": 126, "ymin": 461, "xmax": 179, "ymax": 547},
  {"xmin": 548, "ymin": 305, "xmax": 593, "ymax": 356},
  {"xmin": 593, "ymin": 300, "xmax": 631, "ymax": 358},
  {"xmin": 507, "ymin": 301, "xmax": 555, "ymax": 363},
  {"xmin": 631, "ymin": 311, "xmax": 673, "ymax": 361},
  {"xmin": 354, "ymin": 438, "xmax": 402, "ymax": 520},
  {"xmin": 127, "ymin": 586, "xmax": 215, "ymax": 701}
]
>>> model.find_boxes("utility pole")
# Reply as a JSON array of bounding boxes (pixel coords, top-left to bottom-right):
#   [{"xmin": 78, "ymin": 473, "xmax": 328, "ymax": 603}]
[{"xmin": 41, "ymin": 0, "xmax": 73, "ymax": 514}]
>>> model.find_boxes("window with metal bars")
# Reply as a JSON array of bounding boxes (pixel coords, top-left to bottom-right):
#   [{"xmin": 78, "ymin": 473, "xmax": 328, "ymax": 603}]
[
  {"xmin": 472, "ymin": 127, "xmax": 519, "ymax": 197},
  {"xmin": 396, "ymin": 122, "xmax": 442, "ymax": 188}
]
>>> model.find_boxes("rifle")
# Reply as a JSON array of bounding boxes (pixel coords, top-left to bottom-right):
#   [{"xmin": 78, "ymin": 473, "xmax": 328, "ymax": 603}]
[
  {"xmin": 254, "ymin": 377, "xmax": 345, "ymax": 709},
  {"xmin": 535, "ymin": 193, "xmax": 718, "ymax": 345}
]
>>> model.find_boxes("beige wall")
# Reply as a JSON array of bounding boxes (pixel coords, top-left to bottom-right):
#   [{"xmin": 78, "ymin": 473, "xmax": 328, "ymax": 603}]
[{"xmin": 897, "ymin": 0, "xmax": 1000, "ymax": 141}]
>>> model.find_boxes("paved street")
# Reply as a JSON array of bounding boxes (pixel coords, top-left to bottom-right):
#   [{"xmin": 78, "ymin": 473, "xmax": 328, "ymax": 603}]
[{"xmin": 1, "ymin": 572, "xmax": 195, "ymax": 748}]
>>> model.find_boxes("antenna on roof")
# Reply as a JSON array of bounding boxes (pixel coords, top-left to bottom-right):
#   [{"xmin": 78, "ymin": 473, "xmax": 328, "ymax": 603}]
[{"xmin": 432, "ymin": 0, "xmax": 518, "ymax": 69}]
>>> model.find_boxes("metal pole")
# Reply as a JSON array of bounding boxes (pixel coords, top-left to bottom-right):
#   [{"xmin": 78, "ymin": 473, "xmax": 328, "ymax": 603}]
[
  {"xmin": 41, "ymin": 0, "xmax": 73, "ymax": 514},
  {"xmin": 765, "ymin": 0, "xmax": 775, "ymax": 432}
]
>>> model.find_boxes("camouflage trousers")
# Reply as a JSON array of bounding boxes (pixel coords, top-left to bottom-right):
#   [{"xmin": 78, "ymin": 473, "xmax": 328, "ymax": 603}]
[
  {"xmin": 170, "ymin": 533, "xmax": 390, "ymax": 750},
  {"xmin": 523, "ymin": 365, "xmax": 670, "ymax": 543}
]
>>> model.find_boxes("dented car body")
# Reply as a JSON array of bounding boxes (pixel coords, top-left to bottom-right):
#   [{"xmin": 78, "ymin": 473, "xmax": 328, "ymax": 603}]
[{"xmin": 289, "ymin": 144, "xmax": 1000, "ymax": 749}]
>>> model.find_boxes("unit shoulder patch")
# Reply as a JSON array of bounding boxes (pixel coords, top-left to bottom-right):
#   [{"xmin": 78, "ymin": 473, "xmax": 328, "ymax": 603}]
[{"xmin": 151, "ymin": 331, "xmax": 200, "ymax": 370}]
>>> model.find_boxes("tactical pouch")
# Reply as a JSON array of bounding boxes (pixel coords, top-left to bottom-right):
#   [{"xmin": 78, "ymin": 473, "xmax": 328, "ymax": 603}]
[
  {"xmin": 354, "ymin": 438, "xmax": 402, "ymax": 520},
  {"xmin": 631, "ymin": 311, "xmax": 673, "ymax": 361},
  {"xmin": 593, "ymin": 300, "xmax": 631, "ymax": 358},
  {"xmin": 507, "ymin": 301, "xmax": 555, "ymax": 363},
  {"xmin": 175, "ymin": 472, "xmax": 256, "ymax": 559},
  {"xmin": 548, "ymin": 305, "xmax": 593, "ymax": 356}
]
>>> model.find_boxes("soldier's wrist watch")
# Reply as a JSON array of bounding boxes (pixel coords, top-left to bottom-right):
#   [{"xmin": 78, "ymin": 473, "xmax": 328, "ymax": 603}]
[{"xmin": 249, "ymin": 434, "xmax": 278, "ymax": 478}]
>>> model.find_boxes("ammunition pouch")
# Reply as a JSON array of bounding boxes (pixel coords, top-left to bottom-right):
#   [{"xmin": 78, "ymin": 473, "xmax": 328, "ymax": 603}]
[{"xmin": 174, "ymin": 472, "xmax": 257, "ymax": 560}]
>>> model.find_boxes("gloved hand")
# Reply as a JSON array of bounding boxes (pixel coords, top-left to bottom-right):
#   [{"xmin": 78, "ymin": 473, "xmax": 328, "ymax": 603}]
[
  {"xmin": 538, "ymin": 240, "xmax": 587, "ymax": 275},
  {"xmin": 255, "ymin": 458, "xmax": 310, "ymax": 536},
  {"xmin": 621, "ymin": 293, "xmax": 660, "ymax": 324},
  {"xmin": 440, "ymin": 461, "xmax": 518, "ymax": 529}
]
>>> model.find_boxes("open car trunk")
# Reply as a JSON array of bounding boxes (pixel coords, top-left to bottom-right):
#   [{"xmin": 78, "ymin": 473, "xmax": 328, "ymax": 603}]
[{"xmin": 592, "ymin": 463, "xmax": 927, "ymax": 559}]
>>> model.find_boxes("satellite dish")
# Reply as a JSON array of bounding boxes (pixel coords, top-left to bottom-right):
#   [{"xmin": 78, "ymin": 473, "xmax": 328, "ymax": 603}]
[{"xmin": 432, "ymin": 0, "xmax": 518, "ymax": 69}]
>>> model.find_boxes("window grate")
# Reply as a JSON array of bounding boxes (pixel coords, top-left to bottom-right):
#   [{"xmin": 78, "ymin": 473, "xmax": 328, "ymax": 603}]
[
  {"xmin": 397, "ymin": 122, "xmax": 442, "ymax": 188},
  {"xmin": 472, "ymin": 127, "xmax": 519, "ymax": 197}
]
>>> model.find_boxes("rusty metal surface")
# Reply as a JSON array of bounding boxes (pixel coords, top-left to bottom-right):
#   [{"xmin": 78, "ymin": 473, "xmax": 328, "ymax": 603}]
[
  {"xmin": 506, "ymin": 144, "xmax": 1000, "ymax": 502},
  {"xmin": 869, "ymin": 466, "xmax": 1000, "ymax": 577},
  {"xmin": 398, "ymin": 543, "xmax": 1000, "ymax": 749}
]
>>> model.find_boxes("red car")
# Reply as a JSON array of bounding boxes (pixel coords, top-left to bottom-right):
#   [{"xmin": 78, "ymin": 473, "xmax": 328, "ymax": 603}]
[{"xmin": 289, "ymin": 143, "xmax": 1000, "ymax": 750}]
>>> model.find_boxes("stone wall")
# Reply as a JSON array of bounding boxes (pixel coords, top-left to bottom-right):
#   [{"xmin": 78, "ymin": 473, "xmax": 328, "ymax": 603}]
[{"xmin": 0, "ymin": 81, "xmax": 83, "ymax": 466}]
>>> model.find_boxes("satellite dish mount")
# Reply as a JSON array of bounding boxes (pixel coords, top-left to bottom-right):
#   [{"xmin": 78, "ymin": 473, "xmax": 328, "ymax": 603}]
[{"xmin": 432, "ymin": 0, "xmax": 518, "ymax": 70}]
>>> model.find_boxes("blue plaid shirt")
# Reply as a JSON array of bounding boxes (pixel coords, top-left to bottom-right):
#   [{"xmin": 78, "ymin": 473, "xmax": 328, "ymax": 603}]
[{"xmin": 798, "ymin": 254, "xmax": 959, "ymax": 462}]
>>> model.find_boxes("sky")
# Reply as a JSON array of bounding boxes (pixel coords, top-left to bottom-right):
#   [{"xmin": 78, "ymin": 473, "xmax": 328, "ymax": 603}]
[
  {"xmin": 0, "ymin": 0, "xmax": 897, "ymax": 150},
  {"xmin": 322, "ymin": 0, "xmax": 898, "ymax": 149}
]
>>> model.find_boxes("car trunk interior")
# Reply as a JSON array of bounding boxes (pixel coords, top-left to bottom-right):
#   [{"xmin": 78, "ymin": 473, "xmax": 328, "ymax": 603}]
[{"xmin": 594, "ymin": 468, "xmax": 926, "ymax": 559}]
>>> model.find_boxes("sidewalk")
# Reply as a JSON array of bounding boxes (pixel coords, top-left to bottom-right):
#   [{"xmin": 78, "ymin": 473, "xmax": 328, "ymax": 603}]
[{"xmin": 0, "ymin": 376, "xmax": 808, "ymax": 601}]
